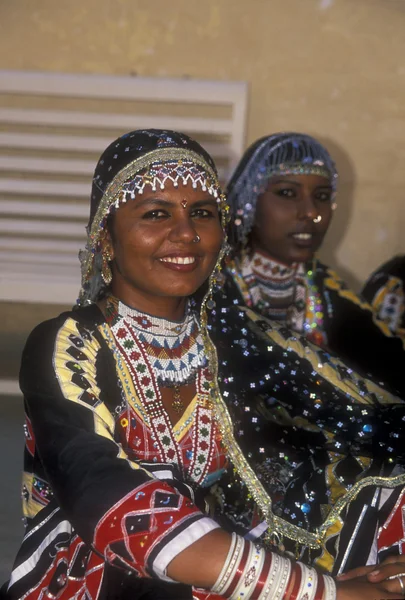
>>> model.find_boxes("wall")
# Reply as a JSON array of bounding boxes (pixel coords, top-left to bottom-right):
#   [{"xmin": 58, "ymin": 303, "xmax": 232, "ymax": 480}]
[
  {"xmin": 0, "ymin": 0, "xmax": 404, "ymax": 575},
  {"xmin": 1, "ymin": 0, "xmax": 405, "ymax": 289}
]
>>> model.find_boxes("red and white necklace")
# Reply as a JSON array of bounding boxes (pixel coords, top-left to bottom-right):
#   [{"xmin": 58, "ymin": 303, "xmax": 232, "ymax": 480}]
[{"xmin": 105, "ymin": 297, "xmax": 216, "ymax": 484}]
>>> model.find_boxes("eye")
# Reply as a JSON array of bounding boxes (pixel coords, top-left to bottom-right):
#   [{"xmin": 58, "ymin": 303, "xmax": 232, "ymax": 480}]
[
  {"xmin": 315, "ymin": 190, "xmax": 332, "ymax": 202},
  {"xmin": 191, "ymin": 208, "xmax": 215, "ymax": 219},
  {"xmin": 142, "ymin": 209, "xmax": 169, "ymax": 220},
  {"xmin": 274, "ymin": 188, "xmax": 296, "ymax": 199}
]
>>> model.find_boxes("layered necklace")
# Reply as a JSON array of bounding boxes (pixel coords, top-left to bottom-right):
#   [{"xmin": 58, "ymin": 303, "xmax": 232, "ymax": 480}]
[
  {"xmin": 237, "ymin": 251, "xmax": 325, "ymax": 341},
  {"xmin": 104, "ymin": 296, "xmax": 216, "ymax": 484},
  {"xmin": 240, "ymin": 250, "xmax": 304, "ymax": 326},
  {"xmin": 106, "ymin": 296, "xmax": 207, "ymax": 413}
]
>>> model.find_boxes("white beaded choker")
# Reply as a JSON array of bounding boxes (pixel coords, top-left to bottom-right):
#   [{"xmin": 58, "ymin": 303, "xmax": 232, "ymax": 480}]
[{"xmin": 111, "ymin": 301, "xmax": 207, "ymax": 385}]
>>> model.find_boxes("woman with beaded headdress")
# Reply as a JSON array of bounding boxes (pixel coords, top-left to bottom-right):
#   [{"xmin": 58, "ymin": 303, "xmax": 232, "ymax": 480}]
[
  {"xmin": 5, "ymin": 129, "xmax": 405, "ymax": 600},
  {"xmin": 225, "ymin": 132, "xmax": 405, "ymax": 397}
]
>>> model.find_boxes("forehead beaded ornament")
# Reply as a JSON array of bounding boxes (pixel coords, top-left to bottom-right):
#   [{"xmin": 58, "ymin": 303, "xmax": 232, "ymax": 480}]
[
  {"xmin": 78, "ymin": 129, "xmax": 229, "ymax": 305},
  {"xmin": 227, "ymin": 132, "xmax": 338, "ymax": 246}
]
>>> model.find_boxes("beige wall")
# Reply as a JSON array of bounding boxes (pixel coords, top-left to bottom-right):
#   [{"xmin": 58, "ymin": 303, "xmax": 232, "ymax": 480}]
[{"xmin": 1, "ymin": 0, "xmax": 405, "ymax": 290}]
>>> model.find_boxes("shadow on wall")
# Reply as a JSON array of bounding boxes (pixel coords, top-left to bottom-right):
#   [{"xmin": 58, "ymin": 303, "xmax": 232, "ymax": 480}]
[{"xmin": 317, "ymin": 137, "xmax": 359, "ymax": 291}]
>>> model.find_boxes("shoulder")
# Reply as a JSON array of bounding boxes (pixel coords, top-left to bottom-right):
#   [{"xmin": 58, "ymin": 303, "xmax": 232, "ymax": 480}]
[
  {"xmin": 311, "ymin": 259, "xmax": 351, "ymax": 295},
  {"xmin": 22, "ymin": 305, "xmax": 105, "ymax": 368},
  {"xmin": 371, "ymin": 255, "xmax": 405, "ymax": 280}
]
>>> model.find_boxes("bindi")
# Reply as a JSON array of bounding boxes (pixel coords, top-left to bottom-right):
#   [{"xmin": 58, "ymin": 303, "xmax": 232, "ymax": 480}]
[{"xmin": 181, "ymin": 200, "xmax": 188, "ymax": 209}]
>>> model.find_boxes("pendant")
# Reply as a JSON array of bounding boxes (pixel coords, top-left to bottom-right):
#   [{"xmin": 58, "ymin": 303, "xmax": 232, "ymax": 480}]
[{"xmin": 172, "ymin": 385, "xmax": 185, "ymax": 413}]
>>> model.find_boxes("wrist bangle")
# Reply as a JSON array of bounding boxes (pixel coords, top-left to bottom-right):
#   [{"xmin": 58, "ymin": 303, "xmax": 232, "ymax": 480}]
[
  {"xmin": 211, "ymin": 534, "xmax": 336, "ymax": 600},
  {"xmin": 212, "ymin": 532, "xmax": 244, "ymax": 596},
  {"xmin": 225, "ymin": 539, "xmax": 251, "ymax": 597},
  {"xmin": 288, "ymin": 563, "xmax": 303, "ymax": 600},
  {"xmin": 250, "ymin": 553, "xmax": 272, "ymax": 600},
  {"xmin": 322, "ymin": 575, "xmax": 336, "ymax": 600}
]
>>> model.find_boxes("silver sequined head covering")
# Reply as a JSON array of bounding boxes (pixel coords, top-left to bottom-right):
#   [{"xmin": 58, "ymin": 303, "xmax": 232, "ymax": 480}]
[
  {"xmin": 78, "ymin": 129, "xmax": 228, "ymax": 305},
  {"xmin": 227, "ymin": 132, "xmax": 338, "ymax": 246}
]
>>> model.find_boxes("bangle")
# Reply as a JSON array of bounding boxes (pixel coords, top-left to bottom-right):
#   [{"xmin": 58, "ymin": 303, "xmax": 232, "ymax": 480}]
[
  {"xmin": 288, "ymin": 563, "xmax": 302, "ymax": 600},
  {"xmin": 291, "ymin": 562, "xmax": 318, "ymax": 600},
  {"xmin": 225, "ymin": 539, "xmax": 251, "ymax": 597},
  {"xmin": 211, "ymin": 532, "xmax": 243, "ymax": 595},
  {"xmin": 323, "ymin": 575, "xmax": 336, "ymax": 600},
  {"xmin": 261, "ymin": 553, "xmax": 291, "ymax": 600},
  {"xmin": 231, "ymin": 543, "xmax": 266, "ymax": 599},
  {"xmin": 314, "ymin": 572, "xmax": 324, "ymax": 600},
  {"xmin": 211, "ymin": 534, "xmax": 336, "ymax": 600},
  {"xmin": 250, "ymin": 553, "xmax": 272, "ymax": 600}
]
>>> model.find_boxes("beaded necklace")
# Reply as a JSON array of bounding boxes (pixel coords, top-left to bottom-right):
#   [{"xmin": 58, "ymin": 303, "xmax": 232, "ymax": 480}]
[
  {"xmin": 104, "ymin": 297, "xmax": 216, "ymax": 483},
  {"xmin": 235, "ymin": 253, "xmax": 327, "ymax": 344},
  {"xmin": 304, "ymin": 265, "xmax": 327, "ymax": 347},
  {"xmin": 108, "ymin": 298, "xmax": 207, "ymax": 385}
]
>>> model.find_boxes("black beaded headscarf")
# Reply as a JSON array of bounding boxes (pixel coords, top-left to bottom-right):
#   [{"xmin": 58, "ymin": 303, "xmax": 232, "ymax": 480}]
[
  {"xmin": 78, "ymin": 129, "xmax": 228, "ymax": 305},
  {"xmin": 227, "ymin": 132, "xmax": 338, "ymax": 247}
]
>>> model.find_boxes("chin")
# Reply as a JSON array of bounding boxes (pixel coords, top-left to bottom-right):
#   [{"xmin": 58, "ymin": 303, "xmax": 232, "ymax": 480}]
[
  {"xmin": 158, "ymin": 282, "xmax": 203, "ymax": 299},
  {"xmin": 283, "ymin": 253, "xmax": 310, "ymax": 266}
]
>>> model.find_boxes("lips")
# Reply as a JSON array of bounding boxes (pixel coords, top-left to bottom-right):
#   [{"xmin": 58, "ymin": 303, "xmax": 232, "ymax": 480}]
[{"xmin": 157, "ymin": 254, "xmax": 200, "ymax": 273}]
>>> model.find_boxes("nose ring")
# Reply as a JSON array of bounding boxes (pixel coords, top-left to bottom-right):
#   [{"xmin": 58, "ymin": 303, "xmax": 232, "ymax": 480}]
[
  {"xmin": 193, "ymin": 234, "xmax": 201, "ymax": 243},
  {"xmin": 313, "ymin": 215, "xmax": 322, "ymax": 223}
]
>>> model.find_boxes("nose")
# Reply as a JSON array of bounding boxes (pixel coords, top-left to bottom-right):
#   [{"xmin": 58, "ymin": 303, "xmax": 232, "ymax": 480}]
[
  {"xmin": 168, "ymin": 215, "xmax": 198, "ymax": 244},
  {"xmin": 297, "ymin": 192, "xmax": 318, "ymax": 221}
]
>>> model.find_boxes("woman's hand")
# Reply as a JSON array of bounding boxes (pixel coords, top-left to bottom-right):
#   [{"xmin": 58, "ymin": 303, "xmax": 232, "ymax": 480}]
[
  {"xmin": 337, "ymin": 555, "xmax": 405, "ymax": 597},
  {"xmin": 336, "ymin": 578, "xmax": 404, "ymax": 599}
]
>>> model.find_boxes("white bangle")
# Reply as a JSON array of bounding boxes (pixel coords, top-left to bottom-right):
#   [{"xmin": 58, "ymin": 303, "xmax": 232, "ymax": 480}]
[
  {"xmin": 211, "ymin": 534, "xmax": 336, "ymax": 600},
  {"xmin": 211, "ymin": 532, "xmax": 238, "ymax": 594},
  {"xmin": 231, "ymin": 543, "xmax": 266, "ymax": 600},
  {"xmin": 261, "ymin": 554, "xmax": 291, "ymax": 600},
  {"xmin": 323, "ymin": 575, "xmax": 336, "ymax": 600}
]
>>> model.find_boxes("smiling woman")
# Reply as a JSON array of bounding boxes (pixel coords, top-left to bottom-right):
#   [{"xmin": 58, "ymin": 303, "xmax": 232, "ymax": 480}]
[
  {"xmin": 225, "ymin": 132, "xmax": 405, "ymax": 397},
  {"xmin": 6, "ymin": 129, "xmax": 405, "ymax": 600}
]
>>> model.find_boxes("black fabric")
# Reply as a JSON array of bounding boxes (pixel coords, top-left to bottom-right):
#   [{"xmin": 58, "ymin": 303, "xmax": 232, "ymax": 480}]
[
  {"xmin": 313, "ymin": 261, "xmax": 405, "ymax": 397},
  {"xmin": 207, "ymin": 283, "xmax": 405, "ymax": 571},
  {"xmin": 362, "ymin": 254, "xmax": 405, "ymax": 333},
  {"xmin": 364, "ymin": 255, "xmax": 405, "ymax": 289},
  {"xmin": 20, "ymin": 309, "xmax": 151, "ymax": 543},
  {"xmin": 223, "ymin": 261, "xmax": 405, "ymax": 398}
]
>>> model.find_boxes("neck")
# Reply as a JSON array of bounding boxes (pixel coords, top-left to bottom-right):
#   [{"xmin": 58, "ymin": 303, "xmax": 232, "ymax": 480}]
[{"xmin": 110, "ymin": 283, "xmax": 188, "ymax": 321}]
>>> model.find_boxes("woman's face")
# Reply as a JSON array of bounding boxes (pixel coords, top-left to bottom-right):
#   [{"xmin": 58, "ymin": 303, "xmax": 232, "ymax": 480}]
[
  {"xmin": 251, "ymin": 173, "xmax": 334, "ymax": 265},
  {"xmin": 105, "ymin": 180, "xmax": 223, "ymax": 311}
]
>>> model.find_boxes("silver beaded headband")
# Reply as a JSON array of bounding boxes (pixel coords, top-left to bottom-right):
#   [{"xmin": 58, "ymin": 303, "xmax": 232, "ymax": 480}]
[
  {"xmin": 78, "ymin": 147, "xmax": 228, "ymax": 305},
  {"xmin": 227, "ymin": 133, "xmax": 338, "ymax": 246}
]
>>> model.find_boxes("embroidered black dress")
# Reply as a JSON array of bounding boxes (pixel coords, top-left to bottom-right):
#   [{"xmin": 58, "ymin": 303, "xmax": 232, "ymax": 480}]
[{"xmin": 5, "ymin": 297, "xmax": 405, "ymax": 599}]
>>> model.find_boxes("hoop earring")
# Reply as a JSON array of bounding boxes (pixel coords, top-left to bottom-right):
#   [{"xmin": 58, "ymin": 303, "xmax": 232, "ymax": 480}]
[{"xmin": 101, "ymin": 251, "xmax": 112, "ymax": 285}]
